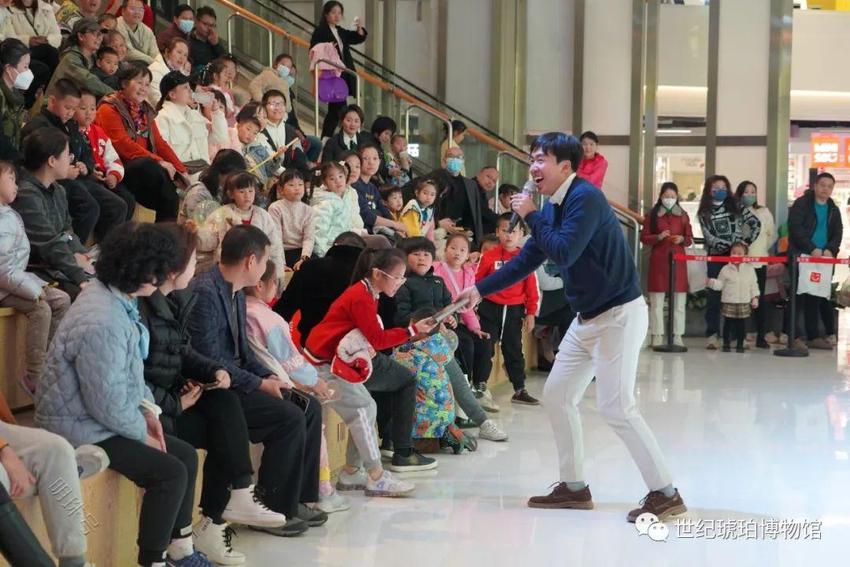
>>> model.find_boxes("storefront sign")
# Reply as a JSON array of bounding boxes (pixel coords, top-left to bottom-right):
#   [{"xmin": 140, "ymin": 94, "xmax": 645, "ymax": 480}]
[{"xmin": 812, "ymin": 134, "xmax": 841, "ymax": 167}]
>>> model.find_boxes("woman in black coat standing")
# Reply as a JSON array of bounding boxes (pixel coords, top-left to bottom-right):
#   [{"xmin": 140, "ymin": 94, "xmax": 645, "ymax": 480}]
[{"xmin": 310, "ymin": 1, "xmax": 367, "ymax": 139}]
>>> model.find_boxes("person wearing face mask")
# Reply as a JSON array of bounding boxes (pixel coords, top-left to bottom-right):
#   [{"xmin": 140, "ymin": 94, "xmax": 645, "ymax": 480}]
[
  {"xmin": 734, "ymin": 180, "xmax": 776, "ymax": 349},
  {"xmin": 430, "ymin": 146, "xmax": 486, "ymax": 244},
  {"xmin": 1, "ymin": 0, "xmax": 59, "ymax": 107},
  {"xmin": 697, "ymin": 174, "xmax": 761, "ymax": 350},
  {"xmin": 148, "ymin": 37, "xmax": 190, "ymax": 107},
  {"xmin": 156, "ymin": 4, "xmax": 194, "ymax": 52},
  {"xmin": 249, "ymin": 52, "xmax": 294, "ymax": 111},
  {"xmin": 640, "ymin": 182, "xmax": 693, "ymax": 348},
  {"xmin": 0, "ymin": 38, "xmax": 31, "ymax": 161}
]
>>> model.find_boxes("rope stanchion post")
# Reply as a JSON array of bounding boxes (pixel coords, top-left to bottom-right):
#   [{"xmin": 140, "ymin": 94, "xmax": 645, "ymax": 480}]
[
  {"xmin": 653, "ymin": 250, "xmax": 687, "ymax": 353},
  {"xmin": 774, "ymin": 255, "xmax": 809, "ymax": 358}
]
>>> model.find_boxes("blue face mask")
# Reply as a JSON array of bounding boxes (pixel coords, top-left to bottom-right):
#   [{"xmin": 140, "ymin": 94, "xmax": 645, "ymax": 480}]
[
  {"xmin": 286, "ymin": 75, "xmax": 295, "ymax": 88},
  {"xmin": 177, "ymin": 18, "xmax": 194, "ymax": 34},
  {"xmin": 276, "ymin": 65, "xmax": 290, "ymax": 79},
  {"xmin": 446, "ymin": 157, "xmax": 464, "ymax": 175},
  {"xmin": 712, "ymin": 189, "xmax": 727, "ymax": 202}
]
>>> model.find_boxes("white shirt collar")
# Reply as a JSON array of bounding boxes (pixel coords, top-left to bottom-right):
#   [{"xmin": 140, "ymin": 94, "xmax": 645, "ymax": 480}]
[
  {"xmin": 548, "ymin": 173, "xmax": 577, "ymax": 206},
  {"xmin": 343, "ymin": 132, "xmax": 357, "ymax": 148}
]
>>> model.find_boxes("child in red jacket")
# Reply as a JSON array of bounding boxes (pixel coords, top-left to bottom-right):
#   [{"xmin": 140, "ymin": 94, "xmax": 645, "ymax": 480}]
[
  {"xmin": 475, "ymin": 213, "xmax": 540, "ymax": 405},
  {"xmin": 305, "ymin": 248, "xmax": 437, "ymax": 498}
]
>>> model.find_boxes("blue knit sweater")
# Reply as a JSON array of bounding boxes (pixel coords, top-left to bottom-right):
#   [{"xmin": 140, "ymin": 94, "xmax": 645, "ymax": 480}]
[{"xmin": 476, "ymin": 177, "xmax": 641, "ymax": 318}]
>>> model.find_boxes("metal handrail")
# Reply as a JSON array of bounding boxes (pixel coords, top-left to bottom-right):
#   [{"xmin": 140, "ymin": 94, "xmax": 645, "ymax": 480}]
[
  {"xmin": 404, "ymin": 102, "xmax": 452, "ymax": 162},
  {"xmin": 313, "ymin": 59, "xmax": 362, "ymax": 136},
  {"xmin": 226, "ymin": 13, "xmax": 273, "ymax": 67},
  {"xmin": 495, "ymin": 151, "xmax": 532, "ymax": 213},
  {"xmin": 614, "ymin": 208, "xmax": 641, "ymax": 267}
]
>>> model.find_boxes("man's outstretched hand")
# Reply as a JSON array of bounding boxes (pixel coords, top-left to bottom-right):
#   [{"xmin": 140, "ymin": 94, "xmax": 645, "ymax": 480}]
[{"xmin": 457, "ymin": 286, "xmax": 482, "ymax": 308}]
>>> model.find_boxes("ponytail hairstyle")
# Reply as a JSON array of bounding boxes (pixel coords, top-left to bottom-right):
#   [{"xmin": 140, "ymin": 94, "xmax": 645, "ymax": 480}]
[
  {"xmin": 648, "ymin": 181, "xmax": 679, "ymax": 234},
  {"xmin": 350, "ymin": 248, "xmax": 406, "ymax": 286}
]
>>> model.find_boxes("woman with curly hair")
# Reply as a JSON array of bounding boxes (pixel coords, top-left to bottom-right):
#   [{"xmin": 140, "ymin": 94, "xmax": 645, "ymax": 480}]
[{"xmin": 34, "ymin": 222, "xmax": 213, "ymax": 567}]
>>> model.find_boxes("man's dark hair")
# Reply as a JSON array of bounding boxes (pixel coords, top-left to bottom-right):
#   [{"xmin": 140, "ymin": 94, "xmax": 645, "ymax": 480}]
[
  {"xmin": 370, "ymin": 115, "xmax": 397, "ymax": 139},
  {"xmin": 22, "ymin": 128, "xmax": 68, "ymax": 171},
  {"xmin": 498, "ymin": 183, "xmax": 519, "ymax": 196},
  {"xmin": 530, "ymin": 132, "xmax": 583, "ymax": 172},
  {"xmin": 332, "ymin": 231, "xmax": 366, "ymax": 248},
  {"xmin": 816, "ymin": 172, "xmax": 836, "ymax": 184},
  {"xmin": 49, "ymin": 78, "xmax": 81, "ymax": 100},
  {"xmin": 196, "ymin": 5, "xmax": 217, "ymax": 20},
  {"xmin": 220, "ymin": 225, "xmax": 271, "ymax": 265},
  {"xmin": 175, "ymin": 3, "xmax": 193, "ymax": 18},
  {"xmin": 399, "ymin": 237, "xmax": 436, "ymax": 258},
  {"xmin": 96, "ymin": 222, "xmax": 189, "ymax": 293},
  {"xmin": 261, "ymin": 89, "xmax": 286, "ymax": 106}
]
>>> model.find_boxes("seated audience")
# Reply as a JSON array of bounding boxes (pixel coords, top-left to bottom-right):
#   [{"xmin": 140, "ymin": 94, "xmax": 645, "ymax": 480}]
[
  {"xmin": 189, "ymin": 6, "xmax": 226, "ymax": 74},
  {"xmin": 116, "ymin": 0, "xmax": 158, "ymax": 64},
  {"xmin": 269, "ymin": 170, "xmax": 316, "ymax": 269},
  {"xmin": 380, "ymin": 184, "xmax": 403, "ymax": 223},
  {"xmin": 95, "ymin": 61, "xmax": 188, "ymax": 221},
  {"xmin": 353, "ymin": 144, "xmax": 407, "ymax": 237},
  {"xmin": 93, "ymin": 46, "xmax": 121, "ymax": 90},
  {"xmin": 188, "ymin": 225, "xmax": 325, "ymax": 537},
  {"xmin": 56, "ymin": 0, "xmax": 102, "ymax": 35},
  {"xmin": 340, "ymin": 151, "xmax": 369, "ymax": 235},
  {"xmin": 47, "ymin": 18, "xmax": 114, "ymax": 101},
  {"xmin": 0, "ymin": 38, "xmax": 30, "ymax": 161},
  {"xmin": 399, "ymin": 178, "xmax": 436, "ymax": 238},
  {"xmin": 304, "ymin": 248, "xmax": 437, "ymax": 496},
  {"xmin": 35, "ymin": 222, "xmax": 211, "ymax": 567},
  {"xmin": 321, "ymin": 104, "xmax": 373, "ymax": 164},
  {"xmin": 179, "ymin": 149, "xmax": 245, "ymax": 224},
  {"xmin": 236, "ymin": 102, "xmax": 279, "ymax": 185},
  {"xmin": 148, "ymin": 37, "xmax": 190, "ymax": 106},
  {"xmin": 386, "ymin": 133, "xmax": 411, "ymax": 187},
  {"xmin": 156, "ymin": 3, "xmax": 194, "ymax": 53},
  {"xmin": 202, "ymin": 57, "xmax": 238, "ymax": 126},
  {"xmin": 249, "ymin": 53, "xmax": 293, "ymax": 110},
  {"xmin": 103, "ymin": 29, "xmax": 128, "ymax": 63},
  {"xmin": 195, "ymin": 171, "xmax": 285, "ymax": 280},
  {"xmin": 98, "ymin": 11, "xmax": 117, "ymax": 32},
  {"xmin": 11, "ymin": 128, "xmax": 94, "ymax": 298},
  {"xmin": 259, "ymin": 89, "xmax": 309, "ymax": 174},
  {"xmin": 23, "ymin": 78, "xmax": 132, "ymax": 243},
  {"xmin": 369, "ymin": 115, "xmax": 397, "ymax": 183},
  {"xmin": 244, "ymin": 261, "xmax": 350, "ymax": 514},
  {"xmin": 274, "ymin": 54, "xmax": 321, "ymax": 163},
  {"xmin": 439, "ymin": 119, "xmax": 467, "ymax": 174},
  {"xmin": 137, "ymin": 223, "xmax": 288, "ymax": 564},
  {"xmin": 432, "ymin": 146, "xmax": 486, "ymax": 244},
  {"xmin": 2, "ymin": 0, "xmax": 61, "ymax": 78},
  {"xmin": 0, "ymin": 160, "xmax": 71, "ymax": 394},
  {"xmin": 311, "ymin": 161, "xmax": 355, "ymax": 257},
  {"xmin": 155, "ymin": 70, "xmax": 226, "ymax": 171},
  {"xmin": 0, "ymin": 390, "xmax": 107, "ymax": 567}
]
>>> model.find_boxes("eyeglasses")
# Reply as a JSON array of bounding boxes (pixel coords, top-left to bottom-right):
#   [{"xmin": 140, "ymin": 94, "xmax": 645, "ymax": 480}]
[
  {"xmin": 266, "ymin": 102, "xmax": 284, "ymax": 108},
  {"xmin": 377, "ymin": 269, "xmax": 406, "ymax": 284}
]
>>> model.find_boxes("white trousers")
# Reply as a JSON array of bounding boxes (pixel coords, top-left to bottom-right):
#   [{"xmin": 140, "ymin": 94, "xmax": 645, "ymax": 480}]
[
  {"xmin": 542, "ymin": 297, "xmax": 673, "ymax": 490},
  {"xmin": 648, "ymin": 292, "xmax": 686, "ymax": 337}
]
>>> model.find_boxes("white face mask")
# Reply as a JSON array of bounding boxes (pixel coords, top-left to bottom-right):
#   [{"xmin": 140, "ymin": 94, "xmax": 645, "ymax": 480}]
[
  {"xmin": 661, "ymin": 197, "xmax": 677, "ymax": 210},
  {"xmin": 12, "ymin": 68, "xmax": 34, "ymax": 91}
]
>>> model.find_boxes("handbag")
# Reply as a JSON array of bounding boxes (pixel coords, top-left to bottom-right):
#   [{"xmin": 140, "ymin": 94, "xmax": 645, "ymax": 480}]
[
  {"xmin": 318, "ymin": 70, "xmax": 349, "ymax": 103},
  {"xmin": 797, "ymin": 255, "xmax": 833, "ymax": 299},
  {"xmin": 685, "ymin": 246, "xmax": 707, "ymax": 293}
]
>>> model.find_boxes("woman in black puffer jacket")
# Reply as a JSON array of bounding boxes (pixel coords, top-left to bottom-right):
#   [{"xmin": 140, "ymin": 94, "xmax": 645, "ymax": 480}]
[{"xmin": 138, "ymin": 223, "xmax": 288, "ymax": 563}]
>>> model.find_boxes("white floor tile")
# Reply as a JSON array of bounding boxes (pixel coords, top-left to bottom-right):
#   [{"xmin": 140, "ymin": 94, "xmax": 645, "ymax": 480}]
[{"xmin": 231, "ymin": 332, "xmax": 850, "ymax": 566}]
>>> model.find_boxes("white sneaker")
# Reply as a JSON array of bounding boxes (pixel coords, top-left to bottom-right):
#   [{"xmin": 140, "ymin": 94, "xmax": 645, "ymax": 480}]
[
  {"xmin": 337, "ymin": 467, "xmax": 368, "ymax": 491},
  {"xmin": 316, "ymin": 490, "xmax": 351, "ymax": 514},
  {"xmin": 651, "ymin": 334, "xmax": 663, "ymax": 347},
  {"xmin": 478, "ymin": 389, "xmax": 500, "ymax": 413},
  {"xmin": 765, "ymin": 331, "xmax": 779, "ymax": 344},
  {"xmin": 478, "ymin": 419, "xmax": 508, "ymax": 442},
  {"xmin": 75, "ymin": 445, "xmax": 109, "ymax": 479},
  {"xmin": 706, "ymin": 335, "xmax": 719, "ymax": 350},
  {"xmin": 672, "ymin": 335, "xmax": 685, "ymax": 348},
  {"xmin": 222, "ymin": 486, "xmax": 286, "ymax": 528},
  {"xmin": 192, "ymin": 517, "xmax": 245, "ymax": 565},
  {"xmin": 364, "ymin": 470, "xmax": 415, "ymax": 498}
]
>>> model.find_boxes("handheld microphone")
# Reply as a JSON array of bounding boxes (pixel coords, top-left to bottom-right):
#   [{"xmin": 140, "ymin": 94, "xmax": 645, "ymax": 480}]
[{"xmin": 508, "ymin": 179, "xmax": 537, "ymax": 232}]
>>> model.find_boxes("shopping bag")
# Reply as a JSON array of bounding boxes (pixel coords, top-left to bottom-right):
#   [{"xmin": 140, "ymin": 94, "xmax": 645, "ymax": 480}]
[
  {"xmin": 797, "ymin": 256, "xmax": 833, "ymax": 299},
  {"xmin": 318, "ymin": 70, "xmax": 349, "ymax": 103},
  {"xmin": 686, "ymin": 247, "xmax": 707, "ymax": 293}
]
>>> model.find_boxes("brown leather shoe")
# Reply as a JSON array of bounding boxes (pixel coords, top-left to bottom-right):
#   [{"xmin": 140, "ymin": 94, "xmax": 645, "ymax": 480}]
[
  {"xmin": 627, "ymin": 489, "xmax": 687, "ymax": 523},
  {"xmin": 527, "ymin": 482, "xmax": 594, "ymax": 510}
]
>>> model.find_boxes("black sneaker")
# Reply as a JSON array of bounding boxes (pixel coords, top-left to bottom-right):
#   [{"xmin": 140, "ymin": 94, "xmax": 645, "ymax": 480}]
[
  {"xmin": 297, "ymin": 504, "xmax": 328, "ymax": 527},
  {"xmin": 249, "ymin": 517, "xmax": 309, "ymax": 537},
  {"xmin": 511, "ymin": 389, "xmax": 540, "ymax": 406},
  {"xmin": 388, "ymin": 450, "xmax": 438, "ymax": 472}
]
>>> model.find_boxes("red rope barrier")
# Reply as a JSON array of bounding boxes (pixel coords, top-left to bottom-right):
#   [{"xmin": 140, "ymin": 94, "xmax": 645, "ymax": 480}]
[
  {"xmin": 795, "ymin": 256, "xmax": 850, "ymax": 265},
  {"xmin": 672, "ymin": 254, "xmax": 787, "ymax": 264}
]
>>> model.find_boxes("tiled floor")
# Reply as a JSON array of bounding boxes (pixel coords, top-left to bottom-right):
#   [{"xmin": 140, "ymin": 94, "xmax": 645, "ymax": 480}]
[{"xmin": 233, "ymin": 332, "xmax": 850, "ymax": 566}]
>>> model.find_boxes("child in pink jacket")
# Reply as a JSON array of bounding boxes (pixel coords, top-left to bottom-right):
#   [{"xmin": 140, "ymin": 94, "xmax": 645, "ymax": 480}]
[{"xmin": 432, "ymin": 234, "xmax": 490, "ymax": 384}]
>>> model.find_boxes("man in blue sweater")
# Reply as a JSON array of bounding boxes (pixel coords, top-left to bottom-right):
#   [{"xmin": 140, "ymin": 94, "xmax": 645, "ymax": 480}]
[{"xmin": 459, "ymin": 133, "xmax": 686, "ymax": 523}]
